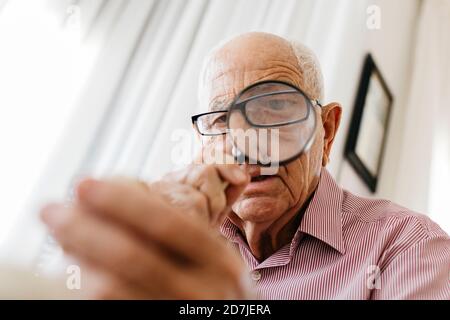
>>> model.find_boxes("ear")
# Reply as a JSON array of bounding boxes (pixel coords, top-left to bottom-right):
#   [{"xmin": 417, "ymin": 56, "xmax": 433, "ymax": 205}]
[{"xmin": 320, "ymin": 102, "xmax": 342, "ymax": 166}]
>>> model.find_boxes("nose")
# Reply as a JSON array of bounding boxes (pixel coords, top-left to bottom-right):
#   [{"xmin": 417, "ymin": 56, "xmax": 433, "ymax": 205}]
[{"xmin": 199, "ymin": 134, "xmax": 236, "ymax": 165}]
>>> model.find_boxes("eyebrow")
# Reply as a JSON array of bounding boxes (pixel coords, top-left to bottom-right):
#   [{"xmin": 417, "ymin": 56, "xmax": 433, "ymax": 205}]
[{"xmin": 209, "ymin": 98, "xmax": 230, "ymax": 112}]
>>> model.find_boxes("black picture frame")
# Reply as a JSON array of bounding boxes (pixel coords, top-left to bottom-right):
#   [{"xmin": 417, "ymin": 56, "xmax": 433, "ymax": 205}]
[{"xmin": 344, "ymin": 54, "xmax": 394, "ymax": 193}]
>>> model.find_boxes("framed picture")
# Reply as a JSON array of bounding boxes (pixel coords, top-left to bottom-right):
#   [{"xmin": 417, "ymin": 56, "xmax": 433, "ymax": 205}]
[{"xmin": 344, "ymin": 54, "xmax": 394, "ymax": 193}]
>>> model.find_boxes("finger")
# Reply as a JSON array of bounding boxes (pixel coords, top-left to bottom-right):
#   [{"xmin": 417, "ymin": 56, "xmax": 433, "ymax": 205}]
[
  {"xmin": 76, "ymin": 261, "xmax": 153, "ymax": 300},
  {"xmin": 185, "ymin": 164, "xmax": 249, "ymax": 225},
  {"xmin": 214, "ymin": 164, "xmax": 249, "ymax": 187},
  {"xmin": 75, "ymin": 179, "xmax": 223, "ymax": 263},
  {"xmin": 215, "ymin": 166, "xmax": 249, "ymax": 225},
  {"xmin": 214, "ymin": 165, "xmax": 249, "ymax": 204},
  {"xmin": 149, "ymin": 181, "xmax": 210, "ymax": 223},
  {"xmin": 211, "ymin": 188, "xmax": 245, "ymax": 228},
  {"xmin": 165, "ymin": 163, "xmax": 248, "ymax": 187},
  {"xmin": 165, "ymin": 164, "xmax": 249, "ymax": 195},
  {"xmin": 75, "ymin": 176, "xmax": 150, "ymax": 205},
  {"xmin": 184, "ymin": 166, "xmax": 227, "ymax": 225},
  {"xmin": 213, "ymin": 184, "xmax": 249, "ymax": 228},
  {"xmin": 40, "ymin": 203, "xmax": 186, "ymax": 296},
  {"xmin": 224, "ymin": 179, "xmax": 248, "ymax": 208}
]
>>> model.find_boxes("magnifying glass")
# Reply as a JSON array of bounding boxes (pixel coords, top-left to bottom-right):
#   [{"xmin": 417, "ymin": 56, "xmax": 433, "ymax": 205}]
[{"xmin": 227, "ymin": 80, "xmax": 319, "ymax": 167}]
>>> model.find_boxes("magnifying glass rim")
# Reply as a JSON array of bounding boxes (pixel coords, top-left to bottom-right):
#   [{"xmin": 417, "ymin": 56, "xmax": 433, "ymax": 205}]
[{"xmin": 226, "ymin": 80, "xmax": 318, "ymax": 167}]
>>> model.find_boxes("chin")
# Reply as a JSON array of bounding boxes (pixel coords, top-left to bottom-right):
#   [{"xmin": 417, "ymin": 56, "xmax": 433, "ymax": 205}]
[{"xmin": 232, "ymin": 196, "xmax": 288, "ymax": 223}]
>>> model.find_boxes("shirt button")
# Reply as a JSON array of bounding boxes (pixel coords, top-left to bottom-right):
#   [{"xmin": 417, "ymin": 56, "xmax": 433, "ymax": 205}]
[{"xmin": 251, "ymin": 270, "xmax": 261, "ymax": 281}]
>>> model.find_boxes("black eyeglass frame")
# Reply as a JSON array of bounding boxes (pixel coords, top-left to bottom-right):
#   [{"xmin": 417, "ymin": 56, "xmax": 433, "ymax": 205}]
[{"xmin": 191, "ymin": 110, "xmax": 229, "ymax": 137}]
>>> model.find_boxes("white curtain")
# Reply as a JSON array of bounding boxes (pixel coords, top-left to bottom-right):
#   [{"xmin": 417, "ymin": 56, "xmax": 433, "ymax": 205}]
[{"xmin": 395, "ymin": 0, "xmax": 450, "ymax": 232}]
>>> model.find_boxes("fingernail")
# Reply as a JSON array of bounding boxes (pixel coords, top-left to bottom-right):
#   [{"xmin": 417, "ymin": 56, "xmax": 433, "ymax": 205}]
[
  {"xmin": 70, "ymin": 174, "xmax": 90, "ymax": 200},
  {"xmin": 233, "ymin": 167, "xmax": 248, "ymax": 183},
  {"xmin": 77, "ymin": 178, "xmax": 101, "ymax": 202},
  {"xmin": 40, "ymin": 203, "xmax": 65, "ymax": 226}
]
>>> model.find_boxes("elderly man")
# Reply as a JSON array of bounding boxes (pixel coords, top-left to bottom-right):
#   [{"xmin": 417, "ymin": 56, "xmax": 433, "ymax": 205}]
[{"xmin": 41, "ymin": 32, "xmax": 450, "ymax": 300}]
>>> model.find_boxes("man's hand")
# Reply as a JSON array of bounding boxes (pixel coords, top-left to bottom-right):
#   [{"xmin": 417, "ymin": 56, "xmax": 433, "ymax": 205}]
[
  {"xmin": 150, "ymin": 164, "xmax": 249, "ymax": 228},
  {"xmin": 40, "ymin": 178, "xmax": 252, "ymax": 299}
]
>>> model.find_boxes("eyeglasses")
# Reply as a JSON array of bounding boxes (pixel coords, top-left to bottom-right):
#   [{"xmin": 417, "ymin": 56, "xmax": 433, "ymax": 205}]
[
  {"xmin": 191, "ymin": 80, "xmax": 322, "ymax": 167},
  {"xmin": 191, "ymin": 81, "xmax": 322, "ymax": 136}
]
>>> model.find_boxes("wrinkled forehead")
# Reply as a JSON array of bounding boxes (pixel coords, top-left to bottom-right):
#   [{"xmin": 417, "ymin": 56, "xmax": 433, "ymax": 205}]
[
  {"xmin": 201, "ymin": 44, "xmax": 304, "ymax": 112},
  {"xmin": 235, "ymin": 82, "xmax": 300, "ymax": 102}
]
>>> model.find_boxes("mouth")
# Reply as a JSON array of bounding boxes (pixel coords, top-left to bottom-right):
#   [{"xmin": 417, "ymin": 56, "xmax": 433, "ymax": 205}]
[
  {"xmin": 250, "ymin": 175, "xmax": 274, "ymax": 183},
  {"xmin": 246, "ymin": 165, "xmax": 279, "ymax": 183},
  {"xmin": 243, "ymin": 173, "xmax": 279, "ymax": 195},
  {"xmin": 241, "ymin": 165, "xmax": 281, "ymax": 194},
  {"xmin": 239, "ymin": 164, "xmax": 283, "ymax": 197}
]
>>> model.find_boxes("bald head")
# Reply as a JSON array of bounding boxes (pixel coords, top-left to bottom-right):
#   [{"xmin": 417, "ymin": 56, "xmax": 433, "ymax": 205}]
[{"xmin": 198, "ymin": 32, "xmax": 324, "ymax": 110}]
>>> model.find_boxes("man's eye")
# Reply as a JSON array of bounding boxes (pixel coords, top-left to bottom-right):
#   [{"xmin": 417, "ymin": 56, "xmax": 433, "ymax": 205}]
[
  {"xmin": 212, "ymin": 115, "xmax": 227, "ymax": 125},
  {"xmin": 268, "ymin": 100, "xmax": 289, "ymax": 110}
]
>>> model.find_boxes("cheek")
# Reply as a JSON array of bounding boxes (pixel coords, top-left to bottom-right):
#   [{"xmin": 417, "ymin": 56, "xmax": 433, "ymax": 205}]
[
  {"xmin": 282, "ymin": 160, "xmax": 307, "ymax": 201},
  {"xmin": 281, "ymin": 149, "xmax": 321, "ymax": 202}
]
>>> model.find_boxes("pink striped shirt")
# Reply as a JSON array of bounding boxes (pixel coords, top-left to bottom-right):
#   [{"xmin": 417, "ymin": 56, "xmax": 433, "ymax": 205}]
[{"xmin": 221, "ymin": 169, "xmax": 450, "ymax": 300}]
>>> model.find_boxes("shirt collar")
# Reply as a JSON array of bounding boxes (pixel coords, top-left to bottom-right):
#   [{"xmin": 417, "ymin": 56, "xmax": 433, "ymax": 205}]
[
  {"xmin": 298, "ymin": 169, "xmax": 346, "ymax": 254},
  {"xmin": 220, "ymin": 168, "xmax": 346, "ymax": 255}
]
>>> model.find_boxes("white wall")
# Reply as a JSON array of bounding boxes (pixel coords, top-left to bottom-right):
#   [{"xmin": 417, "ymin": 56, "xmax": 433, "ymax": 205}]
[{"xmin": 321, "ymin": 0, "xmax": 421, "ymax": 202}]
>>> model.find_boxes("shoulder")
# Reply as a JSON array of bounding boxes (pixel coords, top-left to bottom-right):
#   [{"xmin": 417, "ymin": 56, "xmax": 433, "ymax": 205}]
[{"xmin": 341, "ymin": 189, "xmax": 449, "ymax": 255}]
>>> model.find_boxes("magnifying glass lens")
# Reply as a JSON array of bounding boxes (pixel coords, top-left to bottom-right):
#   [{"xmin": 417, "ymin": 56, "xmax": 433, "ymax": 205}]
[{"xmin": 227, "ymin": 82, "xmax": 317, "ymax": 166}]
